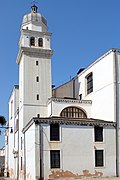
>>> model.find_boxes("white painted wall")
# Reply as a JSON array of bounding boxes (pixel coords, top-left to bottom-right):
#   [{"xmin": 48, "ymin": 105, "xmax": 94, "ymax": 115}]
[
  {"xmin": 48, "ymin": 98, "xmax": 92, "ymax": 118},
  {"xmin": 77, "ymin": 51, "xmax": 115, "ymax": 121},
  {"xmin": 41, "ymin": 124, "xmax": 116, "ymax": 179},
  {"xmin": 25, "ymin": 123, "xmax": 36, "ymax": 180},
  {"xmin": 54, "ymin": 51, "xmax": 115, "ymax": 122},
  {"xmin": 7, "ymin": 86, "xmax": 19, "ymax": 178}
]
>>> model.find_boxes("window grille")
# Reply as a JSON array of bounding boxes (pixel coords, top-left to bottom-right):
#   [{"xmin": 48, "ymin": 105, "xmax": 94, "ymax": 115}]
[
  {"xmin": 94, "ymin": 126, "xmax": 103, "ymax": 142},
  {"xmin": 50, "ymin": 150, "xmax": 60, "ymax": 168},
  {"xmin": 60, "ymin": 107, "xmax": 87, "ymax": 118},
  {"xmin": 95, "ymin": 150, "xmax": 104, "ymax": 167},
  {"xmin": 86, "ymin": 73, "xmax": 93, "ymax": 95},
  {"xmin": 50, "ymin": 124, "xmax": 59, "ymax": 141}
]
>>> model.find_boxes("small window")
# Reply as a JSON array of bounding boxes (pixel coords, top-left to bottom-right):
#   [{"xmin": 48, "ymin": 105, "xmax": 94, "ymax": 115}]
[
  {"xmin": 21, "ymin": 137, "xmax": 22, "ymax": 150},
  {"xmin": 37, "ymin": 94, "xmax": 39, "ymax": 100},
  {"xmin": 38, "ymin": 38, "xmax": 43, "ymax": 47},
  {"xmin": 50, "ymin": 124, "xmax": 59, "ymax": 141},
  {"xmin": 11, "ymin": 100, "xmax": 13, "ymax": 118},
  {"xmin": 30, "ymin": 37, "xmax": 35, "ymax": 46},
  {"xmin": 79, "ymin": 94, "xmax": 82, "ymax": 100},
  {"xmin": 36, "ymin": 61, "xmax": 38, "ymax": 66},
  {"xmin": 21, "ymin": 157, "xmax": 23, "ymax": 170},
  {"xmin": 86, "ymin": 72, "xmax": 93, "ymax": 95},
  {"xmin": 95, "ymin": 150, "xmax": 104, "ymax": 167},
  {"xmin": 37, "ymin": 114, "xmax": 40, "ymax": 118},
  {"xmin": 94, "ymin": 126, "xmax": 103, "ymax": 142},
  {"xmin": 36, "ymin": 76, "xmax": 39, "ymax": 82},
  {"xmin": 50, "ymin": 150, "xmax": 60, "ymax": 169}
]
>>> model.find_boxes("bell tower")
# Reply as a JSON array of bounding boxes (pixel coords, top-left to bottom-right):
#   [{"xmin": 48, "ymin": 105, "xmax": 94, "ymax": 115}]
[{"xmin": 17, "ymin": 5, "xmax": 54, "ymax": 127}]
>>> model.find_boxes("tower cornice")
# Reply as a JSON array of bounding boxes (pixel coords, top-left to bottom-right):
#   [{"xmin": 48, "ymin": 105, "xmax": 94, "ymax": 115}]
[
  {"xmin": 16, "ymin": 47, "xmax": 54, "ymax": 64},
  {"xmin": 21, "ymin": 29, "xmax": 52, "ymax": 37}
]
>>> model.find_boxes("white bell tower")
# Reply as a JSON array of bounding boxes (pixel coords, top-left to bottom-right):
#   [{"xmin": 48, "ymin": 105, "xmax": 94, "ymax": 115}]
[{"xmin": 16, "ymin": 4, "xmax": 54, "ymax": 128}]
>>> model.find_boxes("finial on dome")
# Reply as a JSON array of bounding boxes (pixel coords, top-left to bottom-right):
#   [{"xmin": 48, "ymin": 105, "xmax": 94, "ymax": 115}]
[{"xmin": 31, "ymin": 0, "xmax": 38, "ymax": 13}]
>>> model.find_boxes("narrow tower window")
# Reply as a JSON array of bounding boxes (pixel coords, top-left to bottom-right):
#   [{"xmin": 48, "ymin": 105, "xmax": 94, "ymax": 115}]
[
  {"xmin": 36, "ymin": 61, "xmax": 38, "ymax": 66},
  {"xmin": 38, "ymin": 38, "xmax": 43, "ymax": 47},
  {"xmin": 30, "ymin": 37, "xmax": 35, "ymax": 46},
  {"xmin": 37, "ymin": 94, "xmax": 39, "ymax": 100},
  {"xmin": 36, "ymin": 76, "xmax": 39, "ymax": 82}
]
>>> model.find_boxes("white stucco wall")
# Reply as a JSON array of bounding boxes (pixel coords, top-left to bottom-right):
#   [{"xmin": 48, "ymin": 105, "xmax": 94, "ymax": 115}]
[
  {"xmin": 42, "ymin": 124, "xmax": 116, "ymax": 179},
  {"xmin": 48, "ymin": 99, "xmax": 92, "ymax": 118},
  {"xmin": 25, "ymin": 123, "xmax": 36, "ymax": 180},
  {"xmin": 53, "ymin": 51, "xmax": 115, "ymax": 122},
  {"xmin": 7, "ymin": 86, "xmax": 19, "ymax": 178},
  {"xmin": 18, "ymin": 52, "xmax": 52, "ymax": 127},
  {"xmin": 77, "ymin": 51, "xmax": 115, "ymax": 121}
]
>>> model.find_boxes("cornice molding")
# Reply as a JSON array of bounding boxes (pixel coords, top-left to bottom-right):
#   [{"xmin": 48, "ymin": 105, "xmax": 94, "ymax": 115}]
[
  {"xmin": 21, "ymin": 29, "xmax": 52, "ymax": 37},
  {"xmin": 22, "ymin": 117, "xmax": 115, "ymax": 134},
  {"xmin": 48, "ymin": 97, "xmax": 92, "ymax": 104},
  {"xmin": 16, "ymin": 47, "xmax": 54, "ymax": 64}
]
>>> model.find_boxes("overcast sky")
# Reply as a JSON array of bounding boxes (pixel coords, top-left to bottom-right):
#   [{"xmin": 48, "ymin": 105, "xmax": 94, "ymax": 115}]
[{"xmin": 0, "ymin": 0, "xmax": 119, "ymax": 147}]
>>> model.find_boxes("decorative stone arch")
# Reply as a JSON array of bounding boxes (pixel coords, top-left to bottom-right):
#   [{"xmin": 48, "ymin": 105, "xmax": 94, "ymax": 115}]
[{"xmin": 60, "ymin": 106, "xmax": 87, "ymax": 118}]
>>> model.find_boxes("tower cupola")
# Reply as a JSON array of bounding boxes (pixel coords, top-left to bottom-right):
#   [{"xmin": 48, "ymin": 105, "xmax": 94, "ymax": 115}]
[
  {"xmin": 21, "ymin": 5, "xmax": 48, "ymax": 32},
  {"xmin": 31, "ymin": 4, "xmax": 38, "ymax": 13}
]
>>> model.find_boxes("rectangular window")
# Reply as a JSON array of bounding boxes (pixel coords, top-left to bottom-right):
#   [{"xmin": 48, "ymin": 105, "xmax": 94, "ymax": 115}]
[
  {"xmin": 21, "ymin": 137, "xmax": 22, "ymax": 150},
  {"xmin": 37, "ymin": 94, "xmax": 39, "ymax": 100},
  {"xmin": 37, "ymin": 114, "xmax": 40, "ymax": 118},
  {"xmin": 50, "ymin": 124, "xmax": 59, "ymax": 141},
  {"xmin": 94, "ymin": 126, "xmax": 103, "ymax": 142},
  {"xmin": 11, "ymin": 100, "xmax": 13, "ymax": 118},
  {"xmin": 50, "ymin": 150, "xmax": 60, "ymax": 169},
  {"xmin": 95, "ymin": 150, "xmax": 104, "ymax": 167},
  {"xmin": 21, "ymin": 157, "xmax": 23, "ymax": 170},
  {"xmin": 36, "ymin": 61, "xmax": 38, "ymax": 66},
  {"xmin": 86, "ymin": 73, "xmax": 93, "ymax": 95},
  {"xmin": 79, "ymin": 94, "xmax": 82, "ymax": 100}
]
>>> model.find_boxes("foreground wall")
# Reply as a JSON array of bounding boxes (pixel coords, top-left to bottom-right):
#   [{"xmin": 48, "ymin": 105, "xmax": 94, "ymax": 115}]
[{"xmin": 42, "ymin": 124, "xmax": 116, "ymax": 180}]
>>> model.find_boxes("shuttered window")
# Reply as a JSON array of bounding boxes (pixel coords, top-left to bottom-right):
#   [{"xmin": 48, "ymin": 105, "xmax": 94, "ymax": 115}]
[
  {"xmin": 50, "ymin": 124, "xmax": 59, "ymax": 141},
  {"xmin": 95, "ymin": 150, "xmax": 104, "ymax": 167},
  {"xmin": 94, "ymin": 126, "xmax": 103, "ymax": 142},
  {"xmin": 50, "ymin": 150, "xmax": 60, "ymax": 168}
]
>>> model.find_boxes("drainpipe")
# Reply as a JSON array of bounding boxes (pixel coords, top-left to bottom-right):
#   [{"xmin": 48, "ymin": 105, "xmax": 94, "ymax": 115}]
[
  {"xmin": 24, "ymin": 133, "xmax": 26, "ymax": 180},
  {"xmin": 17, "ymin": 110, "xmax": 19, "ymax": 180},
  {"xmin": 39, "ymin": 123, "xmax": 44, "ymax": 180},
  {"xmin": 114, "ymin": 50, "xmax": 119, "ymax": 177}
]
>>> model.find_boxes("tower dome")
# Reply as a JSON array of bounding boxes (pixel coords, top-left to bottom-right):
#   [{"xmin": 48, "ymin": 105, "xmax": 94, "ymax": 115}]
[{"xmin": 21, "ymin": 5, "xmax": 48, "ymax": 32}]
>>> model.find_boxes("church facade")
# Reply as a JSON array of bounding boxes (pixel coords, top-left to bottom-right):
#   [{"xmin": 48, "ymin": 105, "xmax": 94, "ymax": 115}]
[{"xmin": 4, "ymin": 4, "xmax": 120, "ymax": 180}]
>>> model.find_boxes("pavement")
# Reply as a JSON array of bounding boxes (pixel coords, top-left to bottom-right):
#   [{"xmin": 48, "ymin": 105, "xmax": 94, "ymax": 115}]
[{"xmin": 1, "ymin": 177, "xmax": 120, "ymax": 180}]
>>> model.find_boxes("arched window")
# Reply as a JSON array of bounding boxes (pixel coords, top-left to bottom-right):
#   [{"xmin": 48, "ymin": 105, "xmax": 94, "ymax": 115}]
[
  {"xmin": 30, "ymin": 37, "xmax": 35, "ymax": 46},
  {"xmin": 60, "ymin": 107, "xmax": 87, "ymax": 118},
  {"xmin": 38, "ymin": 38, "xmax": 43, "ymax": 47}
]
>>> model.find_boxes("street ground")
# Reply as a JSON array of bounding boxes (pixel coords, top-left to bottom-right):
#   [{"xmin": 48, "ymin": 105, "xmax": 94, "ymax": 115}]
[
  {"xmin": 1, "ymin": 178, "xmax": 120, "ymax": 180},
  {"xmin": 1, "ymin": 177, "xmax": 120, "ymax": 180}
]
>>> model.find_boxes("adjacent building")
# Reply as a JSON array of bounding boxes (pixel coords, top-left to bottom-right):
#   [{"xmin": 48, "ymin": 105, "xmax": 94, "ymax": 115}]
[
  {"xmin": 5, "ymin": 4, "xmax": 120, "ymax": 180},
  {"xmin": 0, "ymin": 146, "xmax": 5, "ymax": 177}
]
